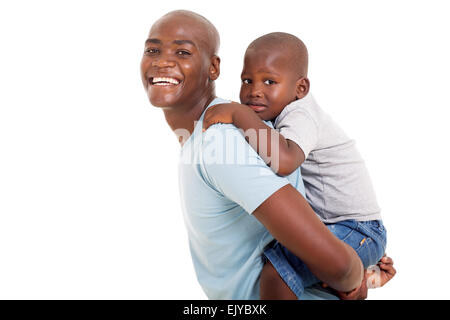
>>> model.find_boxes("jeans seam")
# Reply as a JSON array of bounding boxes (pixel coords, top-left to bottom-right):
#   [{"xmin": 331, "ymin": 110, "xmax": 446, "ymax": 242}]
[
  {"xmin": 357, "ymin": 221, "xmax": 385, "ymax": 247},
  {"xmin": 356, "ymin": 221, "xmax": 387, "ymax": 264}
]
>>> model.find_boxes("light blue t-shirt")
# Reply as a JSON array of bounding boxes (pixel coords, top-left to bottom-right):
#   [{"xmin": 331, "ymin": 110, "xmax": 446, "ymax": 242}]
[{"xmin": 178, "ymin": 98, "xmax": 337, "ymax": 300}]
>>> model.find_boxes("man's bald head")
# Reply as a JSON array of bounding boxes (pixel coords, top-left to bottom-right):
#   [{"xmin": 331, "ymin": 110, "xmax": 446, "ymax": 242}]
[
  {"xmin": 247, "ymin": 32, "xmax": 308, "ymax": 78},
  {"xmin": 152, "ymin": 10, "xmax": 220, "ymax": 57},
  {"xmin": 142, "ymin": 10, "xmax": 221, "ymax": 111}
]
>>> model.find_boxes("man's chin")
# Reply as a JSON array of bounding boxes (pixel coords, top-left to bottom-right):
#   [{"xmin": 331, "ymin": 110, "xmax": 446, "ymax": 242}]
[
  {"xmin": 149, "ymin": 98, "xmax": 171, "ymax": 108},
  {"xmin": 148, "ymin": 93, "xmax": 181, "ymax": 109}
]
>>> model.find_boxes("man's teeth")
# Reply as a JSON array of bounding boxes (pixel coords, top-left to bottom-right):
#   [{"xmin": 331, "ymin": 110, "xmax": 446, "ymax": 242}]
[{"xmin": 152, "ymin": 77, "xmax": 180, "ymax": 85}]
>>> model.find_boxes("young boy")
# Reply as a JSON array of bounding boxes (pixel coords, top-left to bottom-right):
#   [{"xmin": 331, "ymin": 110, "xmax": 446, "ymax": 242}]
[{"xmin": 203, "ymin": 32, "xmax": 390, "ymax": 298}]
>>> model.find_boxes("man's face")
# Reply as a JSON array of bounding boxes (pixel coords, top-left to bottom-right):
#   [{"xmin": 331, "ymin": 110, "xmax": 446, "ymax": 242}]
[
  {"xmin": 239, "ymin": 48, "xmax": 299, "ymax": 121},
  {"xmin": 140, "ymin": 15, "xmax": 212, "ymax": 108}
]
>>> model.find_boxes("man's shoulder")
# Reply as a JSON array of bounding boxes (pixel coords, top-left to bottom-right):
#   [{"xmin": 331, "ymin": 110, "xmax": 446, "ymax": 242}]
[
  {"xmin": 201, "ymin": 123, "xmax": 254, "ymax": 164},
  {"xmin": 202, "ymin": 122, "xmax": 242, "ymax": 137}
]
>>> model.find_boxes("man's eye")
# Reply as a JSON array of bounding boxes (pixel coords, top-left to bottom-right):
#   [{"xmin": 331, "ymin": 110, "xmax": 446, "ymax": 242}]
[
  {"xmin": 177, "ymin": 50, "xmax": 191, "ymax": 56},
  {"xmin": 264, "ymin": 79, "xmax": 275, "ymax": 85},
  {"xmin": 144, "ymin": 48, "xmax": 159, "ymax": 54},
  {"xmin": 242, "ymin": 79, "xmax": 251, "ymax": 84}
]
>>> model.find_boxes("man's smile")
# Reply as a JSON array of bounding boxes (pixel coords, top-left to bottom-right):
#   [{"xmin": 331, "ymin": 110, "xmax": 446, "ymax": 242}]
[{"xmin": 150, "ymin": 76, "xmax": 181, "ymax": 86}]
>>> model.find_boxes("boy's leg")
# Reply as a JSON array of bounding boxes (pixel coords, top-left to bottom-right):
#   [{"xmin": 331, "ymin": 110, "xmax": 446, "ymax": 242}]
[
  {"xmin": 261, "ymin": 220, "xmax": 387, "ymax": 299},
  {"xmin": 262, "ymin": 241, "xmax": 320, "ymax": 299},
  {"xmin": 260, "ymin": 260, "xmax": 297, "ymax": 300}
]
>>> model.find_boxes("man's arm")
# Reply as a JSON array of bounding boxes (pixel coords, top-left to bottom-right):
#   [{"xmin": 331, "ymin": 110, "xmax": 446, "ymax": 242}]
[
  {"xmin": 203, "ymin": 103, "xmax": 305, "ymax": 176},
  {"xmin": 253, "ymin": 184, "xmax": 364, "ymax": 292},
  {"xmin": 202, "ymin": 125, "xmax": 362, "ymax": 292}
]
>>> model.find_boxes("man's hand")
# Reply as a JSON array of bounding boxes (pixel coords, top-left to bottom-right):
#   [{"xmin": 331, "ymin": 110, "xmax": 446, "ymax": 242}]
[
  {"xmin": 336, "ymin": 269, "xmax": 370, "ymax": 300},
  {"xmin": 203, "ymin": 102, "xmax": 247, "ymax": 131}
]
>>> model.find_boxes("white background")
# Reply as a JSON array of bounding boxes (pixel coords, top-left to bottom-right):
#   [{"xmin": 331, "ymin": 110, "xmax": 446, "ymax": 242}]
[{"xmin": 1, "ymin": 0, "xmax": 449, "ymax": 299}]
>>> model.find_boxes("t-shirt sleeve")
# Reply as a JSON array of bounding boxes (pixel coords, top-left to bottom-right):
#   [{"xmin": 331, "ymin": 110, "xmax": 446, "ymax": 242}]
[
  {"xmin": 275, "ymin": 108, "xmax": 319, "ymax": 159},
  {"xmin": 201, "ymin": 124, "xmax": 290, "ymax": 214}
]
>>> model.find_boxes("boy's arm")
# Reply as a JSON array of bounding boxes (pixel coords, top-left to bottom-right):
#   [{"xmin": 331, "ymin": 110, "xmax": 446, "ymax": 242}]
[
  {"xmin": 203, "ymin": 102, "xmax": 305, "ymax": 176},
  {"xmin": 252, "ymin": 183, "xmax": 364, "ymax": 292}
]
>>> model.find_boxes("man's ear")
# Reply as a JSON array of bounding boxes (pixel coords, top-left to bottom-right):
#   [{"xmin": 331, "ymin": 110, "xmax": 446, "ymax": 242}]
[
  {"xmin": 209, "ymin": 55, "xmax": 221, "ymax": 81},
  {"xmin": 295, "ymin": 77, "xmax": 310, "ymax": 99}
]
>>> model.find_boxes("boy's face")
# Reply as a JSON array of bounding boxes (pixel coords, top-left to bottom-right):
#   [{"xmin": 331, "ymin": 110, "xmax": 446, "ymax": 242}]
[
  {"xmin": 239, "ymin": 48, "xmax": 300, "ymax": 121},
  {"xmin": 140, "ymin": 15, "xmax": 213, "ymax": 108}
]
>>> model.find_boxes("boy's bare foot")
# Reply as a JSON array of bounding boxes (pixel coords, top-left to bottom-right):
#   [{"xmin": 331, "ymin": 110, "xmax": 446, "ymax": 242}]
[
  {"xmin": 327, "ymin": 254, "xmax": 396, "ymax": 299},
  {"xmin": 367, "ymin": 254, "xmax": 396, "ymax": 288}
]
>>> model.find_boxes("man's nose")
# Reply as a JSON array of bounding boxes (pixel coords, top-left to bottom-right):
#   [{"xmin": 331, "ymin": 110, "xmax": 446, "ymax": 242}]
[{"xmin": 151, "ymin": 57, "xmax": 176, "ymax": 68}]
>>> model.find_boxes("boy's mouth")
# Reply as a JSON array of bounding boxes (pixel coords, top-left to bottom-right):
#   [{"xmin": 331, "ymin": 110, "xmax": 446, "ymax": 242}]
[
  {"xmin": 246, "ymin": 102, "xmax": 268, "ymax": 112},
  {"xmin": 149, "ymin": 77, "xmax": 181, "ymax": 86}
]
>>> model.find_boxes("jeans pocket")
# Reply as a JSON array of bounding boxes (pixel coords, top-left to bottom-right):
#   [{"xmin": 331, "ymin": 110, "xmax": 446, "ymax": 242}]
[
  {"xmin": 356, "ymin": 221, "xmax": 387, "ymax": 266},
  {"xmin": 334, "ymin": 223, "xmax": 373, "ymax": 266}
]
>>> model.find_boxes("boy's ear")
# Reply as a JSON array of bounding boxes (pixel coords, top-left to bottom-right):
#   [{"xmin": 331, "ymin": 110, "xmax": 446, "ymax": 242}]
[
  {"xmin": 209, "ymin": 55, "xmax": 221, "ymax": 81},
  {"xmin": 295, "ymin": 77, "xmax": 310, "ymax": 99}
]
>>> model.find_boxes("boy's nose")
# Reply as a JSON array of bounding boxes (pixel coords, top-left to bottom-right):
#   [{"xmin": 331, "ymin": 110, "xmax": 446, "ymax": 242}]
[{"xmin": 249, "ymin": 87, "xmax": 263, "ymax": 98}]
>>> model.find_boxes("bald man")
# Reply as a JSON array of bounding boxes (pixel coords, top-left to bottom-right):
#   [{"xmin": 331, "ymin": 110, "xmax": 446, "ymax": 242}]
[{"xmin": 141, "ymin": 11, "xmax": 367, "ymax": 300}]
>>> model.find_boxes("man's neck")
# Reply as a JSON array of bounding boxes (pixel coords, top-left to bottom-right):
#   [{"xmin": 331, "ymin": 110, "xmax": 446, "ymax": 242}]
[{"xmin": 162, "ymin": 89, "xmax": 216, "ymax": 145}]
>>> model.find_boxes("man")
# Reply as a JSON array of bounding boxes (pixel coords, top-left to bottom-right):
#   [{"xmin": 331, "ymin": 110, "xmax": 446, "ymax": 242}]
[{"xmin": 140, "ymin": 10, "xmax": 386, "ymax": 299}]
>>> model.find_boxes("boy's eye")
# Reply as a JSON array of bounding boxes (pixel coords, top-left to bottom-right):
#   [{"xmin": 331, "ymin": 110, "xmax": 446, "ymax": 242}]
[
  {"xmin": 242, "ymin": 79, "xmax": 252, "ymax": 84},
  {"xmin": 264, "ymin": 79, "xmax": 276, "ymax": 85}
]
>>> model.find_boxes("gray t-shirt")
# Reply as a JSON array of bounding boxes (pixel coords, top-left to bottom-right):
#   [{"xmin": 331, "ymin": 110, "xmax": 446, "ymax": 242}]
[{"xmin": 273, "ymin": 93, "xmax": 381, "ymax": 223}]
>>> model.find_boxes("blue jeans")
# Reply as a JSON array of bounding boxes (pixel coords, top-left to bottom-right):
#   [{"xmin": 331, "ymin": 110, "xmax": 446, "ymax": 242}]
[{"xmin": 263, "ymin": 219, "xmax": 387, "ymax": 299}]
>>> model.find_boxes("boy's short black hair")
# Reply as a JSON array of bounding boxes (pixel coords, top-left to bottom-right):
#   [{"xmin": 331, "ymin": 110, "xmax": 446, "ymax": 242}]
[{"xmin": 247, "ymin": 32, "xmax": 308, "ymax": 78}]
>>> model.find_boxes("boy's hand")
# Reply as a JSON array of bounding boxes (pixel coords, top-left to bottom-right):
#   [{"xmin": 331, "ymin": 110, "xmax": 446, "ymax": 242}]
[{"xmin": 203, "ymin": 102, "xmax": 247, "ymax": 131}]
